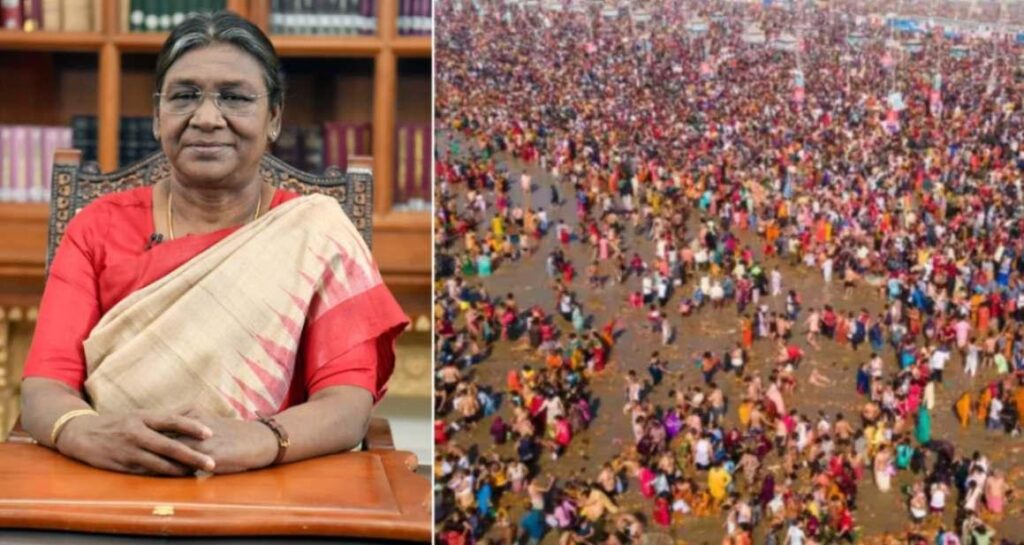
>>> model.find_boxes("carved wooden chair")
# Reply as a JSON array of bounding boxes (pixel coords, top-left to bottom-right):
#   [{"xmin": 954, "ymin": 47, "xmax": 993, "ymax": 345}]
[{"xmin": 9, "ymin": 150, "xmax": 395, "ymax": 451}]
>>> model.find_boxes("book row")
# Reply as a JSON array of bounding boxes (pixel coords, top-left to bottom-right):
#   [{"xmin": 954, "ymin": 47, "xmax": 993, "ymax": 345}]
[
  {"xmin": 270, "ymin": 0, "xmax": 377, "ymax": 36},
  {"xmin": 0, "ymin": 125, "xmax": 72, "ymax": 203},
  {"xmin": 0, "ymin": 0, "xmax": 421, "ymax": 35},
  {"xmin": 126, "ymin": 0, "xmax": 228, "ymax": 32},
  {"xmin": 0, "ymin": 120, "xmax": 429, "ymax": 207},
  {"xmin": 0, "ymin": 0, "xmax": 99, "ymax": 32},
  {"xmin": 271, "ymin": 122, "xmax": 430, "ymax": 206},
  {"xmin": 397, "ymin": 0, "xmax": 430, "ymax": 36},
  {"xmin": 71, "ymin": 116, "xmax": 161, "ymax": 167}
]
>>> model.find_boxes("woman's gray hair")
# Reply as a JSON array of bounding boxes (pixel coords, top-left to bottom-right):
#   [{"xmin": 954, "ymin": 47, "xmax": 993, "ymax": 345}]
[{"xmin": 155, "ymin": 11, "xmax": 285, "ymax": 109}]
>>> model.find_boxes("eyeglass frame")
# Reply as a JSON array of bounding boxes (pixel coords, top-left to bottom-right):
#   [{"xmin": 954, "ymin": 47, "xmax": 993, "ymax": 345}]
[{"xmin": 153, "ymin": 89, "xmax": 273, "ymax": 117}]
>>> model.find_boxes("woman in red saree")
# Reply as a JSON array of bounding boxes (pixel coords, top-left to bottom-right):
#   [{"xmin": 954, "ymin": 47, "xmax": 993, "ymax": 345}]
[{"xmin": 19, "ymin": 12, "xmax": 407, "ymax": 476}]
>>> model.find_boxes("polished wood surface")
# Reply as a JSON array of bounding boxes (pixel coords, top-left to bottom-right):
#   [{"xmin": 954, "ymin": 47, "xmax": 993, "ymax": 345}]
[{"xmin": 0, "ymin": 443, "xmax": 431, "ymax": 541}]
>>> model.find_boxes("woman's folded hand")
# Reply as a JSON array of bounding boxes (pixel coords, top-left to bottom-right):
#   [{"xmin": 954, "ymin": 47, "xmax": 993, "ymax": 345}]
[
  {"xmin": 57, "ymin": 411, "xmax": 217, "ymax": 477},
  {"xmin": 175, "ymin": 412, "xmax": 279, "ymax": 474}
]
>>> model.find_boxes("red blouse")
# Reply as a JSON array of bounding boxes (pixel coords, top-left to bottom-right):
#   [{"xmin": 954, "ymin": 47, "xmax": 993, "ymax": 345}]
[{"xmin": 23, "ymin": 186, "xmax": 403, "ymax": 410}]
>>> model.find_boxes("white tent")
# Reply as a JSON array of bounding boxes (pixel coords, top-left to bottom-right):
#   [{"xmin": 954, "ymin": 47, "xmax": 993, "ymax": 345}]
[
  {"xmin": 686, "ymin": 19, "xmax": 710, "ymax": 36},
  {"xmin": 772, "ymin": 32, "xmax": 799, "ymax": 52},
  {"xmin": 741, "ymin": 24, "xmax": 767, "ymax": 44}
]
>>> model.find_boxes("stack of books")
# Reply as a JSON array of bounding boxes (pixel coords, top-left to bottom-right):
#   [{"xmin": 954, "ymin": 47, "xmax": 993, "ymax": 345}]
[
  {"xmin": 1, "ymin": 0, "xmax": 101, "ymax": 32},
  {"xmin": 269, "ymin": 0, "xmax": 378, "ymax": 35},
  {"xmin": 125, "ymin": 0, "xmax": 228, "ymax": 32},
  {"xmin": 397, "ymin": 0, "xmax": 430, "ymax": 36},
  {"xmin": 0, "ymin": 125, "xmax": 73, "ymax": 203},
  {"xmin": 70, "ymin": 116, "xmax": 162, "ymax": 167}
]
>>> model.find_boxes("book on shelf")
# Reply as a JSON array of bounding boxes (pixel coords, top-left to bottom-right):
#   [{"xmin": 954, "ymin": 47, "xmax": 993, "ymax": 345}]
[
  {"xmin": 73, "ymin": 114, "xmax": 160, "ymax": 165},
  {"xmin": 71, "ymin": 115, "xmax": 160, "ymax": 168},
  {"xmin": 119, "ymin": 117, "xmax": 161, "ymax": 166},
  {"xmin": 20, "ymin": 0, "xmax": 40, "ymax": 31},
  {"xmin": 0, "ymin": 125, "xmax": 72, "ymax": 204},
  {"xmin": 1, "ymin": 0, "xmax": 23, "ymax": 29},
  {"xmin": 42, "ymin": 0, "xmax": 59, "ymax": 30},
  {"xmin": 129, "ymin": 0, "xmax": 227, "ymax": 32},
  {"xmin": 397, "ymin": 0, "xmax": 430, "ymax": 36},
  {"xmin": 71, "ymin": 115, "xmax": 98, "ymax": 164},
  {"xmin": 322, "ymin": 122, "xmax": 371, "ymax": 173},
  {"xmin": 62, "ymin": 0, "xmax": 94, "ymax": 32},
  {"xmin": 394, "ymin": 122, "xmax": 430, "ymax": 208},
  {"xmin": 0, "ymin": 0, "xmax": 104, "ymax": 31},
  {"xmin": 270, "ymin": 0, "xmax": 377, "ymax": 36}
]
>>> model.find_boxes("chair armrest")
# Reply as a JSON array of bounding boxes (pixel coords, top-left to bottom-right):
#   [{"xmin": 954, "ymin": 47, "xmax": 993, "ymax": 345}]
[{"xmin": 362, "ymin": 417, "xmax": 394, "ymax": 451}]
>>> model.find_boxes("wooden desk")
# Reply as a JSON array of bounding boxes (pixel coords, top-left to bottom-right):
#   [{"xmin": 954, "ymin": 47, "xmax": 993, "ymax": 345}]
[{"xmin": 0, "ymin": 444, "xmax": 431, "ymax": 542}]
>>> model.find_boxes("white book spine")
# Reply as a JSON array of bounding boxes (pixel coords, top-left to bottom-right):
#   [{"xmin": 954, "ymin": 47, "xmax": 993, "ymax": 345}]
[
  {"xmin": 10, "ymin": 127, "xmax": 26, "ymax": 203},
  {"xmin": 25, "ymin": 126, "xmax": 42, "ymax": 203},
  {"xmin": 0, "ymin": 127, "xmax": 10, "ymax": 202}
]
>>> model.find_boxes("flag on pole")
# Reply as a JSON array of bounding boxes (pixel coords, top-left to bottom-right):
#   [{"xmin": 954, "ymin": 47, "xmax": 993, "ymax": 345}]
[
  {"xmin": 792, "ymin": 70, "xmax": 805, "ymax": 105},
  {"xmin": 930, "ymin": 73, "xmax": 943, "ymax": 117}
]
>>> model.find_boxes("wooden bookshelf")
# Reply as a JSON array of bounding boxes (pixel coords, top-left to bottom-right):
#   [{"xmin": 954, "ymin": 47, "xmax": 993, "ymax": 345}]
[
  {"xmin": 0, "ymin": 0, "xmax": 432, "ymax": 289},
  {"xmin": 0, "ymin": 2, "xmax": 433, "ymax": 432}
]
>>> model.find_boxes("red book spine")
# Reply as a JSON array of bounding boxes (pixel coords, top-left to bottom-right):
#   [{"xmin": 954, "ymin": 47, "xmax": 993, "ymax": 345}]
[
  {"xmin": 42, "ymin": 128, "xmax": 59, "ymax": 202},
  {"xmin": 26, "ymin": 126, "xmax": 43, "ymax": 203},
  {"xmin": 322, "ymin": 122, "xmax": 345, "ymax": 171},
  {"xmin": 417, "ymin": 122, "xmax": 431, "ymax": 200},
  {"xmin": 356, "ymin": 122, "xmax": 371, "ymax": 155},
  {"xmin": 9, "ymin": 126, "xmax": 26, "ymax": 203},
  {"xmin": 1, "ymin": 0, "xmax": 23, "ymax": 29},
  {"xmin": 395, "ymin": 124, "xmax": 408, "ymax": 203}
]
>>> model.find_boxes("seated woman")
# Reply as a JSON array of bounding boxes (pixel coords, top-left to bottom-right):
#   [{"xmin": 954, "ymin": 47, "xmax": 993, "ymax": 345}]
[{"xmin": 19, "ymin": 12, "xmax": 407, "ymax": 476}]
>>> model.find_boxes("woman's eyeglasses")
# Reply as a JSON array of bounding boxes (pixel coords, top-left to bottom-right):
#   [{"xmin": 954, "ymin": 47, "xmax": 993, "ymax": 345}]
[{"xmin": 154, "ymin": 90, "xmax": 271, "ymax": 116}]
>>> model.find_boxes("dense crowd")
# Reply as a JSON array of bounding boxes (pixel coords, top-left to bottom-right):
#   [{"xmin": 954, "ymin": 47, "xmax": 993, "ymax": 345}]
[{"xmin": 434, "ymin": 0, "xmax": 1024, "ymax": 543}]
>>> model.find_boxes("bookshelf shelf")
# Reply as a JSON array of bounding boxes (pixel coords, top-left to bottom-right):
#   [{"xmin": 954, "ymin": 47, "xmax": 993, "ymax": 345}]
[
  {"xmin": 0, "ymin": 0, "xmax": 432, "ymax": 297},
  {"xmin": 110, "ymin": 32, "xmax": 169, "ymax": 52},
  {"xmin": 271, "ymin": 35, "xmax": 383, "ymax": 57},
  {"xmin": 392, "ymin": 36, "xmax": 431, "ymax": 57},
  {"xmin": 376, "ymin": 210, "xmax": 432, "ymax": 232},
  {"xmin": 0, "ymin": 203, "xmax": 49, "ymax": 221},
  {"xmin": 0, "ymin": 31, "xmax": 105, "ymax": 52},
  {"xmin": 112, "ymin": 33, "xmax": 397, "ymax": 57},
  {"xmin": 0, "ymin": 203, "xmax": 48, "ymax": 289}
]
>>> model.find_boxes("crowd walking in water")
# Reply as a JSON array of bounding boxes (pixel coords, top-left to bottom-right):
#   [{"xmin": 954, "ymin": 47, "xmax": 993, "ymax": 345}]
[{"xmin": 433, "ymin": 0, "xmax": 1024, "ymax": 543}]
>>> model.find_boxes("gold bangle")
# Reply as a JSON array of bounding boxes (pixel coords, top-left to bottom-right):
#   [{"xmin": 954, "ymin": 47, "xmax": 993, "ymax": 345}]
[{"xmin": 50, "ymin": 409, "xmax": 99, "ymax": 446}]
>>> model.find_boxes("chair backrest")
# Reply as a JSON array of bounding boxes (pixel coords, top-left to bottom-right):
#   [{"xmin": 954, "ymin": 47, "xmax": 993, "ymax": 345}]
[{"xmin": 46, "ymin": 150, "xmax": 374, "ymax": 274}]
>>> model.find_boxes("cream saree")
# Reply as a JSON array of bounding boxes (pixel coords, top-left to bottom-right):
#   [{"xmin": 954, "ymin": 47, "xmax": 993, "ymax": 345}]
[{"xmin": 81, "ymin": 195, "xmax": 406, "ymax": 419}]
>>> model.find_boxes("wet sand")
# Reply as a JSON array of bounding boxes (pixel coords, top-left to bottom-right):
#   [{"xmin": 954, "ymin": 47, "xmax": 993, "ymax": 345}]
[{"xmin": 437, "ymin": 135, "xmax": 1024, "ymax": 544}]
